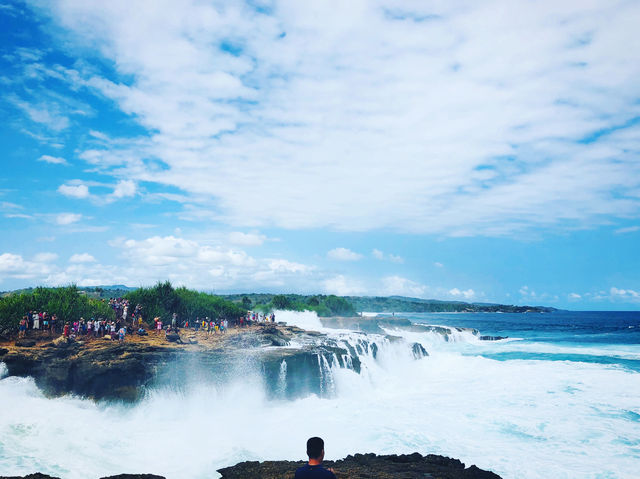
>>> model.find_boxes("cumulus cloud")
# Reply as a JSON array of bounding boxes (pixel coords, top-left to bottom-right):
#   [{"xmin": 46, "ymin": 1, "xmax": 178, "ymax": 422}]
[
  {"xmin": 111, "ymin": 179, "xmax": 136, "ymax": 199},
  {"xmin": 372, "ymin": 249, "xmax": 404, "ymax": 263},
  {"xmin": 38, "ymin": 154, "xmax": 68, "ymax": 165},
  {"xmin": 609, "ymin": 287, "xmax": 640, "ymax": 301},
  {"xmin": 568, "ymin": 292, "xmax": 582, "ymax": 300},
  {"xmin": 519, "ymin": 286, "xmax": 536, "ymax": 298},
  {"xmin": 33, "ymin": 252, "xmax": 58, "ymax": 263},
  {"xmin": 323, "ymin": 275, "xmax": 365, "ymax": 296},
  {"xmin": 69, "ymin": 253, "xmax": 96, "ymax": 263},
  {"xmin": 58, "ymin": 183, "xmax": 90, "ymax": 198},
  {"xmin": 449, "ymin": 288, "xmax": 476, "ymax": 300},
  {"xmin": 434, "ymin": 262, "xmax": 444, "ymax": 268},
  {"xmin": 0, "ymin": 252, "xmax": 57, "ymax": 280},
  {"xmin": 327, "ymin": 247, "xmax": 362, "ymax": 261},
  {"xmin": 381, "ymin": 276, "xmax": 427, "ymax": 297},
  {"xmin": 228, "ymin": 231, "xmax": 267, "ymax": 246},
  {"xmin": 55, "ymin": 212, "xmax": 82, "ymax": 225}
]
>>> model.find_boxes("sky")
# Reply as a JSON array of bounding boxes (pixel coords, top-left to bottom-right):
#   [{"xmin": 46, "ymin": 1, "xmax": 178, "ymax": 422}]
[{"xmin": 1, "ymin": 0, "xmax": 639, "ymax": 310}]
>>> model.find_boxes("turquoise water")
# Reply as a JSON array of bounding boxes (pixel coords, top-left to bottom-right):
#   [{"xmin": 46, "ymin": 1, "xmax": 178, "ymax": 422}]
[{"xmin": 408, "ymin": 311, "xmax": 640, "ymax": 371}]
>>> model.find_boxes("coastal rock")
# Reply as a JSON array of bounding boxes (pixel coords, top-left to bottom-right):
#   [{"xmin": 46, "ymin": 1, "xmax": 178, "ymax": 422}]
[
  {"xmin": 412, "ymin": 342, "xmax": 429, "ymax": 358},
  {"xmin": 217, "ymin": 452, "xmax": 503, "ymax": 478},
  {"xmin": 14, "ymin": 339, "xmax": 36, "ymax": 347},
  {"xmin": 480, "ymin": 335, "xmax": 508, "ymax": 341},
  {"xmin": 0, "ymin": 474, "xmax": 166, "ymax": 479},
  {"xmin": 165, "ymin": 332, "xmax": 182, "ymax": 343}
]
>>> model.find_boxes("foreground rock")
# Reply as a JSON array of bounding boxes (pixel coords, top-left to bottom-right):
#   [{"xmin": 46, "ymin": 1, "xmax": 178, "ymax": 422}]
[
  {"xmin": 0, "ymin": 474, "xmax": 165, "ymax": 479},
  {"xmin": 217, "ymin": 452, "xmax": 503, "ymax": 478},
  {"xmin": 0, "ymin": 453, "xmax": 502, "ymax": 479}
]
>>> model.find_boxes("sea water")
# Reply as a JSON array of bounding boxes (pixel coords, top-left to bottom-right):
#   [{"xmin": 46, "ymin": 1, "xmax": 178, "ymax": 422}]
[{"xmin": 0, "ymin": 310, "xmax": 639, "ymax": 479}]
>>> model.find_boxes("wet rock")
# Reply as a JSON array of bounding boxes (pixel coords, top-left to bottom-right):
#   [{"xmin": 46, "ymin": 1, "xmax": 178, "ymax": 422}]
[
  {"xmin": 100, "ymin": 475, "xmax": 166, "ymax": 479},
  {"xmin": 165, "ymin": 332, "xmax": 182, "ymax": 343},
  {"xmin": 259, "ymin": 325, "xmax": 291, "ymax": 346},
  {"xmin": 0, "ymin": 474, "xmax": 166, "ymax": 479},
  {"xmin": 14, "ymin": 339, "xmax": 36, "ymax": 347},
  {"xmin": 480, "ymin": 335, "xmax": 508, "ymax": 341},
  {"xmin": 217, "ymin": 452, "xmax": 503, "ymax": 478},
  {"xmin": 0, "ymin": 474, "xmax": 61, "ymax": 479},
  {"xmin": 412, "ymin": 342, "xmax": 429, "ymax": 359}
]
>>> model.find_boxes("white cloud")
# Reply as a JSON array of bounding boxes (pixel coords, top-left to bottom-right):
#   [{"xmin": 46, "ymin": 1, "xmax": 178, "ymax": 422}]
[
  {"xmin": 69, "ymin": 253, "xmax": 96, "ymax": 263},
  {"xmin": 38, "ymin": 154, "xmax": 68, "ymax": 165},
  {"xmin": 449, "ymin": 288, "xmax": 476, "ymax": 300},
  {"xmin": 323, "ymin": 275, "xmax": 365, "ymax": 296},
  {"xmin": 610, "ymin": 287, "xmax": 640, "ymax": 301},
  {"xmin": 58, "ymin": 183, "xmax": 90, "ymax": 198},
  {"xmin": 519, "ymin": 286, "xmax": 536, "ymax": 297},
  {"xmin": 228, "ymin": 231, "xmax": 267, "ymax": 246},
  {"xmin": 268, "ymin": 259, "xmax": 310, "ymax": 274},
  {"xmin": 55, "ymin": 212, "xmax": 83, "ymax": 225},
  {"xmin": 1, "ymin": 202, "xmax": 22, "ymax": 210},
  {"xmin": 8, "ymin": 95, "xmax": 70, "ymax": 131},
  {"xmin": 372, "ymin": 249, "xmax": 404, "ymax": 263},
  {"xmin": 614, "ymin": 225, "xmax": 640, "ymax": 234},
  {"xmin": 111, "ymin": 179, "xmax": 136, "ymax": 199},
  {"xmin": 33, "ymin": 252, "xmax": 58, "ymax": 263},
  {"xmin": 568, "ymin": 292, "xmax": 582, "ymax": 300},
  {"xmin": 28, "ymin": 0, "xmax": 640, "ymax": 237},
  {"xmin": 0, "ymin": 253, "xmax": 57, "ymax": 280},
  {"xmin": 434, "ymin": 262, "xmax": 444, "ymax": 268},
  {"xmin": 388, "ymin": 254, "xmax": 403, "ymax": 264},
  {"xmin": 327, "ymin": 247, "xmax": 362, "ymax": 261},
  {"xmin": 0, "ymin": 253, "xmax": 30, "ymax": 275},
  {"xmin": 381, "ymin": 276, "xmax": 427, "ymax": 297}
]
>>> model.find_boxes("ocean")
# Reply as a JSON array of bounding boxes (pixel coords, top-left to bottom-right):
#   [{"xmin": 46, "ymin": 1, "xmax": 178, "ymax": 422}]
[{"xmin": 1, "ymin": 310, "xmax": 638, "ymax": 479}]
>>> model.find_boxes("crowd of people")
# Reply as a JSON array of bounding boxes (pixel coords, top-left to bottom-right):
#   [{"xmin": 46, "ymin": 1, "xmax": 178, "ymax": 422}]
[
  {"xmin": 16, "ymin": 300, "xmax": 279, "ymax": 343},
  {"xmin": 18, "ymin": 311, "xmax": 58, "ymax": 337},
  {"xmin": 248, "ymin": 311, "xmax": 276, "ymax": 323},
  {"xmin": 172, "ymin": 316, "xmax": 230, "ymax": 335}
]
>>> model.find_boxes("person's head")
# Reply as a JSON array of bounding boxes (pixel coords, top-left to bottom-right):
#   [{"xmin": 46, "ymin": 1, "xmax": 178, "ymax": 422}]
[{"xmin": 306, "ymin": 437, "xmax": 325, "ymax": 461}]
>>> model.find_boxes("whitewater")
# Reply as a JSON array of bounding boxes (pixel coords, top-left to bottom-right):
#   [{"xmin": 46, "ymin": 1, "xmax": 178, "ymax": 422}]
[{"xmin": 1, "ymin": 310, "xmax": 639, "ymax": 479}]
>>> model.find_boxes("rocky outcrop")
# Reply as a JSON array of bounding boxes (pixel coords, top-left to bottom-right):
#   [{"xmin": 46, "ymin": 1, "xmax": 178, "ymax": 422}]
[
  {"xmin": 0, "ymin": 454, "xmax": 502, "ymax": 479},
  {"xmin": 217, "ymin": 452, "xmax": 503, "ymax": 478},
  {"xmin": 0, "ymin": 339, "xmax": 159, "ymax": 401},
  {"xmin": 0, "ymin": 474, "xmax": 166, "ymax": 479},
  {"xmin": 0, "ymin": 324, "xmax": 367, "ymax": 401}
]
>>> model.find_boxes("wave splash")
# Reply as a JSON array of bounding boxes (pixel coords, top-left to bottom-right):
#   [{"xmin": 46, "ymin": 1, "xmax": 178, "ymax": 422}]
[{"xmin": 1, "ymin": 310, "xmax": 639, "ymax": 479}]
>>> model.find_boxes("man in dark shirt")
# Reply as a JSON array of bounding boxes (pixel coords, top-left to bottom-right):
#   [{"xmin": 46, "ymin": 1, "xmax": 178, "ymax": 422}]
[{"xmin": 294, "ymin": 437, "xmax": 337, "ymax": 479}]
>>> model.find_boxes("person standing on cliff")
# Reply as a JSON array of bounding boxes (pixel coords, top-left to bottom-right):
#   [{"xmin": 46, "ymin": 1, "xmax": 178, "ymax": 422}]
[{"xmin": 295, "ymin": 437, "xmax": 336, "ymax": 479}]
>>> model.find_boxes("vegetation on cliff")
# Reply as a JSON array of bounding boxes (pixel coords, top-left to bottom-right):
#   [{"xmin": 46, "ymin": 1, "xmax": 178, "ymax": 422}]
[
  {"xmin": 0, "ymin": 282, "xmax": 246, "ymax": 336},
  {"xmin": 0, "ymin": 285, "xmax": 115, "ymax": 335},
  {"xmin": 226, "ymin": 293, "xmax": 357, "ymax": 317},
  {"xmin": 124, "ymin": 281, "xmax": 245, "ymax": 322},
  {"xmin": 221, "ymin": 293, "xmax": 554, "ymax": 314}
]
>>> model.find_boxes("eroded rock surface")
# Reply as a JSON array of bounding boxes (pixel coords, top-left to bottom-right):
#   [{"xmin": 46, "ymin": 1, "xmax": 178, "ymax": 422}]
[{"xmin": 217, "ymin": 452, "xmax": 503, "ymax": 478}]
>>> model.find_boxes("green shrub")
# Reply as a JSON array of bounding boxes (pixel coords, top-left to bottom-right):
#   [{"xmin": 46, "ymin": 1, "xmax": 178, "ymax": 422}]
[
  {"xmin": 0, "ymin": 285, "xmax": 115, "ymax": 335},
  {"xmin": 125, "ymin": 281, "xmax": 246, "ymax": 323}
]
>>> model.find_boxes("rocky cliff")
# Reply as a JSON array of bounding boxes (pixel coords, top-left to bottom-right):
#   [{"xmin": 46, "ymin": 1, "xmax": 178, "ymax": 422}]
[
  {"xmin": 0, "ymin": 453, "xmax": 503, "ymax": 479},
  {"xmin": 218, "ymin": 452, "xmax": 502, "ymax": 478}
]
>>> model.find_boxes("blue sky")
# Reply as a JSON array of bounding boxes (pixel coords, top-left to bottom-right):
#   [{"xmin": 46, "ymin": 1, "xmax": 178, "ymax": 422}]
[{"xmin": 1, "ymin": 0, "xmax": 639, "ymax": 310}]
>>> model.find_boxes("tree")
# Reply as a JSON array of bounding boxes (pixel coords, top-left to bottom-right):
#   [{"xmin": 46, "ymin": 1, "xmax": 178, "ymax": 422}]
[
  {"xmin": 242, "ymin": 296, "xmax": 252, "ymax": 309},
  {"xmin": 271, "ymin": 294, "xmax": 291, "ymax": 309}
]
